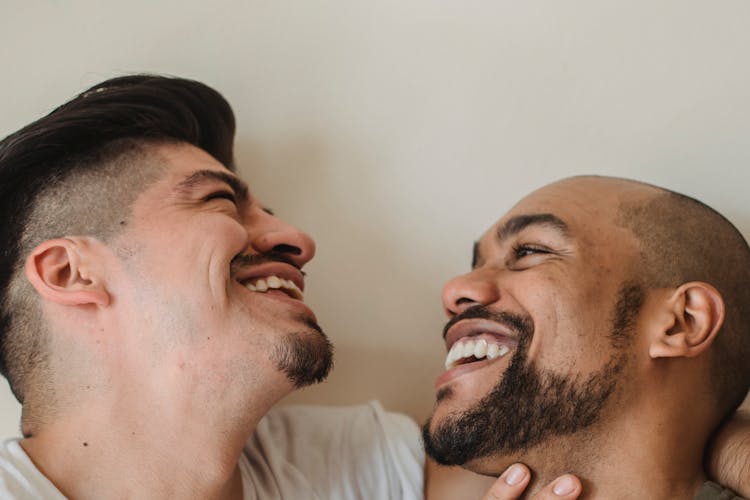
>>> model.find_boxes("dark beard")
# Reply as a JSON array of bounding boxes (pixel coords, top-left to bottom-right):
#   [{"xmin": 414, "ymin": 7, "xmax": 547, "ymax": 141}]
[
  {"xmin": 422, "ymin": 283, "xmax": 643, "ymax": 466},
  {"xmin": 270, "ymin": 315, "xmax": 334, "ymax": 388}
]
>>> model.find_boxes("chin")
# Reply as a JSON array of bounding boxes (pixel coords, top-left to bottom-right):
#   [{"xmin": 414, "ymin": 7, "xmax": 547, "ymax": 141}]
[
  {"xmin": 423, "ymin": 415, "xmax": 520, "ymax": 476},
  {"xmin": 272, "ymin": 326, "xmax": 334, "ymax": 388}
]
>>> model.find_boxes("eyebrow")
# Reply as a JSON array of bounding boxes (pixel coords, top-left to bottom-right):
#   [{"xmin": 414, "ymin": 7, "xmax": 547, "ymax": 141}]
[
  {"xmin": 471, "ymin": 241, "xmax": 480, "ymax": 269},
  {"xmin": 496, "ymin": 213, "xmax": 570, "ymax": 242},
  {"xmin": 471, "ymin": 213, "xmax": 571, "ymax": 268},
  {"xmin": 174, "ymin": 169, "xmax": 250, "ymax": 203}
]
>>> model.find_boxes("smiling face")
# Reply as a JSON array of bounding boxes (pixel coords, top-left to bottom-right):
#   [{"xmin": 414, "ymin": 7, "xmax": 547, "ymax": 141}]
[
  {"xmin": 423, "ymin": 177, "xmax": 655, "ymax": 472},
  {"xmin": 105, "ymin": 142, "xmax": 332, "ymax": 399}
]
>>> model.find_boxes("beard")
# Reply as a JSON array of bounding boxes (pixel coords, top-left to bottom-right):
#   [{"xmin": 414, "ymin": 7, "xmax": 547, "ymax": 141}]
[
  {"xmin": 422, "ymin": 283, "xmax": 644, "ymax": 466},
  {"xmin": 270, "ymin": 314, "xmax": 334, "ymax": 388}
]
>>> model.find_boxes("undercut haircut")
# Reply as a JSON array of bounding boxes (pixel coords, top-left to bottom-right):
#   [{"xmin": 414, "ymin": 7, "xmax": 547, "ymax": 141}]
[
  {"xmin": 618, "ymin": 187, "xmax": 750, "ymax": 416},
  {"xmin": 0, "ymin": 75, "xmax": 237, "ymax": 415}
]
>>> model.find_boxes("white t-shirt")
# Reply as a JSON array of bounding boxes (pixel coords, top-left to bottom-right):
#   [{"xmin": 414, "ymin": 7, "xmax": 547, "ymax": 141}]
[
  {"xmin": 0, "ymin": 401, "xmax": 424, "ymax": 499},
  {"xmin": 0, "ymin": 440, "xmax": 64, "ymax": 499}
]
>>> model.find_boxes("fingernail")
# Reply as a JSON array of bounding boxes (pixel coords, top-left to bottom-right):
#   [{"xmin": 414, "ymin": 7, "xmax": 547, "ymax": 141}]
[
  {"xmin": 553, "ymin": 475, "xmax": 576, "ymax": 496},
  {"xmin": 504, "ymin": 464, "xmax": 527, "ymax": 485}
]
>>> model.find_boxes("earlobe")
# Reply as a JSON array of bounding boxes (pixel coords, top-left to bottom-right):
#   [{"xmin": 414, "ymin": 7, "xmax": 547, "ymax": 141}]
[
  {"xmin": 649, "ymin": 282, "xmax": 725, "ymax": 359},
  {"xmin": 25, "ymin": 238, "xmax": 110, "ymax": 307}
]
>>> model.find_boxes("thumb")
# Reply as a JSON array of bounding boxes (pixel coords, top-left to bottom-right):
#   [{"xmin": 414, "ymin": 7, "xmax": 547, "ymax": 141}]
[
  {"xmin": 479, "ymin": 465, "xmax": 582, "ymax": 500},
  {"xmin": 530, "ymin": 474, "xmax": 582, "ymax": 499},
  {"xmin": 480, "ymin": 464, "xmax": 530, "ymax": 500}
]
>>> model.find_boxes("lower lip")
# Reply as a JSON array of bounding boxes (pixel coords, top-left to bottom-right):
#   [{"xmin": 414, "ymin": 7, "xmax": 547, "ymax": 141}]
[
  {"xmin": 434, "ymin": 356, "xmax": 506, "ymax": 389},
  {"xmin": 245, "ymin": 288, "xmax": 318, "ymax": 323}
]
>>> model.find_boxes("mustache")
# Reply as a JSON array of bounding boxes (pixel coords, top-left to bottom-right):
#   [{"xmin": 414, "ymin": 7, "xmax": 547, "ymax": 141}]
[
  {"xmin": 230, "ymin": 251, "xmax": 302, "ymax": 276},
  {"xmin": 442, "ymin": 305, "xmax": 534, "ymax": 341}
]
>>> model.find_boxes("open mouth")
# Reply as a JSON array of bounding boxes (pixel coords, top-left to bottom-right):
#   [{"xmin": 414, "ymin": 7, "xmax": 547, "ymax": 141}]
[
  {"xmin": 232, "ymin": 261, "xmax": 318, "ymax": 323},
  {"xmin": 239, "ymin": 275, "xmax": 303, "ymax": 300},
  {"xmin": 444, "ymin": 334, "xmax": 512, "ymax": 370}
]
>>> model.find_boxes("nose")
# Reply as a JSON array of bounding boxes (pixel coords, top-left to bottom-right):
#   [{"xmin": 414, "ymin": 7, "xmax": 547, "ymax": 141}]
[
  {"xmin": 248, "ymin": 209, "xmax": 316, "ymax": 268},
  {"xmin": 441, "ymin": 268, "xmax": 500, "ymax": 317}
]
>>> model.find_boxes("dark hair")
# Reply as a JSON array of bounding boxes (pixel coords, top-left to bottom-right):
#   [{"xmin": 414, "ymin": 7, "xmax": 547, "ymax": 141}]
[{"xmin": 0, "ymin": 74, "xmax": 236, "ymax": 404}]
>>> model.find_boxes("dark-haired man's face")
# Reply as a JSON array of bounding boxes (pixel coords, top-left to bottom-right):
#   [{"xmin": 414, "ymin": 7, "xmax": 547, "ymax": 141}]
[
  {"xmin": 105, "ymin": 143, "xmax": 332, "ymax": 397},
  {"xmin": 423, "ymin": 178, "xmax": 650, "ymax": 474}
]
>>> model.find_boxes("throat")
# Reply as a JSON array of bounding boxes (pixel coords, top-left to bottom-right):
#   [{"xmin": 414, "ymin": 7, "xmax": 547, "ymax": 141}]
[
  {"xmin": 505, "ymin": 423, "xmax": 707, "ymax": 499},
  {"xmin": 20, "ymin": 400, "xmax": 256, "ymax": 500}
]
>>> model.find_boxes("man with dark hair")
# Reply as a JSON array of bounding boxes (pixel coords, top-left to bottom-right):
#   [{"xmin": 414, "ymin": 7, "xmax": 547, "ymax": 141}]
[
  {"xmin": 424, "ymin": 176, "xmax": 750, "ymax": 498},
  {"xmin": 0, "ymin": 75, "xmax": 425, "ymax": 498}
]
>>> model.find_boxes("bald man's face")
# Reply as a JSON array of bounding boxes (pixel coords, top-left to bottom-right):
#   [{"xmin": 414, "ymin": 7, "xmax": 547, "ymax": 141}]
[{"xmin": 424, "ymin": 178, "xmax": 654, "ymax": 472}]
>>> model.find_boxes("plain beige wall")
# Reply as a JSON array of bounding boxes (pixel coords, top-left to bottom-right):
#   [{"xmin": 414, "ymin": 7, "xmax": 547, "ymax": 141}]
[{"xmin": 1, "ymin": 1, "xmax": 749, "ymax": 439}]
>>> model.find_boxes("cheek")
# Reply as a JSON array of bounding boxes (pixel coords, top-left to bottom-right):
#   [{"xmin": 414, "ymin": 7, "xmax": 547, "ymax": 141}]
[
  {"xmin": 128, "ymin": 218, "xmax": 249, "ymax": 290},
  {"xmin": 178, "ymin": 218, "xmax": 249, "ymax": 265},
  {"xmin": 217, "ymin": 219, "xmax": 250, "ymax": 255},
  {"xmin": 522, "ymin": 274, "xmax": 607, "ymax": 369}
]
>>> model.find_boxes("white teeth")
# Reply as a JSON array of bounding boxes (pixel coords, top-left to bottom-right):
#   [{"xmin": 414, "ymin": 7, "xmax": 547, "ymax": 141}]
[
  {"xmin": 474, "ymin": 339, "xmax": 488, "ymax": 359},
  {"xmin": 447, "ymin": 344, "xmax": 459, "ymax": 364},
  {"xmin": 486, "ymin": 344, "xmax": 509, "ymax": 360},
  {"xmin": 444, "ymin": 343, "xmax": 464, "ymax": 370},
  {"xmin": 486, "ymin": 343, "xmax": 500, "ymax": 359},
  {"xmin": 462, "ymin": 340, "xmax": 476, "ymax": 358},
  {"xmin": 267, "ymin": 276, "xmax": 282, "ymax": 289},
  {"xmin": 243, "ymin": 275, "xmax": 303, "ymax": 299},
  {"xmin": 286, "ymin": 281, "xmax": 303, "ymax": 299},
  {"xmin": 444, "ymin": 337, "xmax": 511, "ymax": 370}
]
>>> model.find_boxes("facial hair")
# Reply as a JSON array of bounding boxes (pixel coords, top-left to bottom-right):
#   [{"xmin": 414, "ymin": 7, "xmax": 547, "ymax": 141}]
[
  {"xmin": 270, "ymin": 315, "xmax": 334, "ymax": 388},
  {"xmin": 422, "ymin": 283, "xmax": 643, "ymax": 466},
  {"xmin": 232, "ymin": 252, "xmax": 334, "ymax": 388}
]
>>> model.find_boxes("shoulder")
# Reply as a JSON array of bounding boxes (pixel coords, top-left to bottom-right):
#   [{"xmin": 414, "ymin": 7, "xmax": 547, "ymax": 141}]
[
  {"xmin": 260, "ymin": 400, "xmax": 419, "ymax": 444},
  {"xmin": 0, "ymin": 439, "xmax": 66, "ymax": 499},
  {"xmin": 254, "ymin": 400, "xmax": 423, "ymax": 469},
  {"xmin": 245, "ymin": 401, "xmax": 425, "ymax": 499}
]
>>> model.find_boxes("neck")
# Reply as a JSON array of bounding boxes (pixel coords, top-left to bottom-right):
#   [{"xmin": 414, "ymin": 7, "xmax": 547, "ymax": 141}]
[
  {"xmin": 483, "ymin": 400, "xmax": 711, "ymax": 499},
  {"xmin": 526, "ymin": 424, "xmax": 705, "ymax": 498},
  {"xmin": 20, "ymin": 378, "xmax": 285, "ymax": 500}
]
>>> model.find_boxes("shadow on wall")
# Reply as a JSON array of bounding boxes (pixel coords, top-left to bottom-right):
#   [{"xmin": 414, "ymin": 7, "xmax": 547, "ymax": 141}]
[{"xmin": 235, "ymin": 137, "xmax": 448, "ymax": 422}]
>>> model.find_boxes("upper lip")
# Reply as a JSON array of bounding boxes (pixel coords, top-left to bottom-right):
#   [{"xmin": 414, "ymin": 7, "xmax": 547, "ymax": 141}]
[
  {"xmin": 444, "ymin": 318, "xmax": 519, "ymax": 351},
  {"xmin": 233, "ymin": 262, "xmax": 305, "ymax": 292}
]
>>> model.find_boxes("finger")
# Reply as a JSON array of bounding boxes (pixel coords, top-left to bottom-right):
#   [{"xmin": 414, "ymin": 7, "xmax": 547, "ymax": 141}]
[
  {"xmin": 531, "ymin": 474, "xmax": 582, "ymax": 499},
  {"xmin": 480, "ymin": 463, "xmax": 531, "ymax": 500}
]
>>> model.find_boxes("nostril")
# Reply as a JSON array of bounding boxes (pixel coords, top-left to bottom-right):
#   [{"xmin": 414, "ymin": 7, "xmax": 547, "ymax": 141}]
[
  {"xmin": 452, "ymin": 296, "xmax": 482, "ymax": 314},
  {"xmin": 272, "ymin": 243, "xmax": 301, "ymax": 256}
]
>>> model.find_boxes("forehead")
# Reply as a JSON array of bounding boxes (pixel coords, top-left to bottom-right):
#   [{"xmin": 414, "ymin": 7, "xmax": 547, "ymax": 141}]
[
  {"xmin": 142, "ymin": 142, "xmax": 247, "ymax": 193},
  {"xmin": 150, "ymin": 142, "xmax": 233, "ymax": 179},
  {"xmin": 481, "ymin": 178, "xmax": 653, "ymax": 253}
]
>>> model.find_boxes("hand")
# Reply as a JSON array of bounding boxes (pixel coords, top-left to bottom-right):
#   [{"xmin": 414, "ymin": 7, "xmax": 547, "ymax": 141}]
[{"xmin": 480, "ymin": 463, "xmax": 582, "ymax": 500}]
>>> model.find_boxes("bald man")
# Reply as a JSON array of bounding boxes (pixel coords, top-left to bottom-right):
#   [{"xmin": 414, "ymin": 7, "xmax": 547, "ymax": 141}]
[{"xmin": 425, "ymin": 176, "xmax": 750, "ymax": 498}]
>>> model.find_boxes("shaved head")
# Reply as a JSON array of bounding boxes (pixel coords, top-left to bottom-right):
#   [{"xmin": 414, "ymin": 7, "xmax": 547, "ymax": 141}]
[{"xmin": 614, "ymin": 180, "xmax": 750, "ymax": 414}]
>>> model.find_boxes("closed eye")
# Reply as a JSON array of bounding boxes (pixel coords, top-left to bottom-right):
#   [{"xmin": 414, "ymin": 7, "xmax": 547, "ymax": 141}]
[
  {"xmin": 512, "ymin": 244, "xmax": 551, "ymax": 259},
  {"xmin": 204, "ymin": 190, "xmax": 238, "ymax": 205}
]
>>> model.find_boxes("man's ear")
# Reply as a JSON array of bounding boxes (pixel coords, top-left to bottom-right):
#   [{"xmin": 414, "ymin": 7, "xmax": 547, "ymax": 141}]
[
  {"xmin": 25, "ymin": 238, "xmax": 110, "ymax": 307},
  {"xmin": 649, "ymin": 282, "xmax": 724, "ymax": 359}
]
